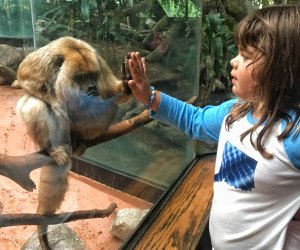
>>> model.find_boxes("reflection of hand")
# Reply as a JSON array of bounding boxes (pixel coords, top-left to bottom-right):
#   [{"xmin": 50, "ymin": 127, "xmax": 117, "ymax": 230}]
[
  {"xmin": 128, "ymin": 52, "xmax": 152, "ymax": 105},
  {"xmin": 121, "ymin": 56, "xmax": 133, "ymax": 96}
]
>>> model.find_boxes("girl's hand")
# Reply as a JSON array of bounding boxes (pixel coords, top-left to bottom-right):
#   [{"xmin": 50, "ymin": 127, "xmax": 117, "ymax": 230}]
[{"xmin": 128, "ymin": 52, "xmax": 152, "ymax": 105}]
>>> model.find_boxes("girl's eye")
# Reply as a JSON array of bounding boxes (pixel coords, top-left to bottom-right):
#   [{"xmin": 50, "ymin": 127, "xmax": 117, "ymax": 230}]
[{"xmin": 240, "ymin": 54, "xmax": 250, "ymax": 61}]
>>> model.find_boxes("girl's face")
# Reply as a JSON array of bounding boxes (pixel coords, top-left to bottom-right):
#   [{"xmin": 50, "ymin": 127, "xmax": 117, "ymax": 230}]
[{"xmin": 230, "ymin": 47, "xmax": 261, "ymax": 101}]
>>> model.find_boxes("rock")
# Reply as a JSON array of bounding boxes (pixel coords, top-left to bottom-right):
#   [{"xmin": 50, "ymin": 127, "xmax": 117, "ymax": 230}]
[
  {"xmin": 21, "ymin": 224, "xmax": 86, "ymax": 250},
  {"xmin": 0, "ymin": 44, "xmax": 24, "ymax": 71},
  {"xmin": 0, "ymin": 44, "xmax": 25, "ymax": 85},
  {"xmin": 109, "ymin": 208, "xmax": 149, "ymax": 241}
]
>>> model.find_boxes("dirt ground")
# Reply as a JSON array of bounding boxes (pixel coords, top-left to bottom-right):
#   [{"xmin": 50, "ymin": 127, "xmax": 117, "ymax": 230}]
[{"xmin": 0, "ymin": 86, "xmax": 152, "ymax": 249}]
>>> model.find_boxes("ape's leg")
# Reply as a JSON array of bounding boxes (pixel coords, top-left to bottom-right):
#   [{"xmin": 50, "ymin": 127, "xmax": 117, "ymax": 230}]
[
  {"xmin": 17, "ymin": 95, "xmax": 71, "ymax": 166},
  {"xmin": 36, "ymin": 162, "xmax": 71, "ymax": 249}
]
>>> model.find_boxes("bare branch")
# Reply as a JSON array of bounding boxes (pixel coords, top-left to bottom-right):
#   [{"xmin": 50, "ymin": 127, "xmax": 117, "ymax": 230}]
[
  {"xmin": 0, "ymin": 96, "xmax": 197, "ymax": 191},
  {"xmin": 85, "ymin": 109, "xmax": 152, "ymax": 146},
  {"xmin": 122, "ymin": 0, "xmax": 155, "ymax": 16},
  {"xmin": 0, "ymin": 151, "xmax": 53, "ymax": 191},
  {"xmin": 0, "ymin": 202, "xmax": 117, "ymax": 227},
  {"xmin": 0, "ymin": 110, "xmax": 153, "ymax": 191}
]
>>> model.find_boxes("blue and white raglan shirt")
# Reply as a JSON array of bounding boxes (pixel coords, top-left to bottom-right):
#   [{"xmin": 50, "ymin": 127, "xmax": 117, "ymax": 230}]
[{"xmin": 151, "ymin": 92, "xmax": 300, "ymax": 250}]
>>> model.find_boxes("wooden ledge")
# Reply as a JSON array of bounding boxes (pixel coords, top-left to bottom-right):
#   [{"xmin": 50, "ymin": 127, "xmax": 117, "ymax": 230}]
[{"xmin": 124, "ymin": 154, "xmax": 216, "ymax": 249}]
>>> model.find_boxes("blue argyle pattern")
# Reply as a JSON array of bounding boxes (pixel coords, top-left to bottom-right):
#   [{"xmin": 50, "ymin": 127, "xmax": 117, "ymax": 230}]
[{"xmin": 214, "ymin": 141, "xmax": 257, "ymax": 191}]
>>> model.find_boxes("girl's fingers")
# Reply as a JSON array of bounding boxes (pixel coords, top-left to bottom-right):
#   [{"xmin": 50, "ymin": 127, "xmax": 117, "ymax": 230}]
[
  {"xmin": 131, "ymin": 52, "xmax": 144, "ymax": 72},
  {"xmin": 127, "ymin": 79, "xmax": 136, "ymax": 89},
  {"xmin": 129, "ymin": 59, "xmax": 144, "ymax": 83},
  {"xmin": 142, "ymin": 57, "xmax": 147, "ymax": 74},
  {"xmin": 128, "ymin": 59, "xmax": 139, "ymax": 80},
  {"xmin": 136, "ymin": 53, "xmax": 144, "ymax": 71}
]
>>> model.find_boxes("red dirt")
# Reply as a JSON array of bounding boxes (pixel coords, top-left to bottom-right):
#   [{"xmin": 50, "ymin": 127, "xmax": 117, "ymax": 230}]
[{"xmin": 0, "ymin": 86, "xmax": 152, "ymax": 249}]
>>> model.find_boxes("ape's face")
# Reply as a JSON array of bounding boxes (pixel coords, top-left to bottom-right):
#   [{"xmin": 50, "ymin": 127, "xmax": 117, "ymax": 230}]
[
  {"xmin": 16, "ymin": 36, "xmax": 130, "ymax": 144},
  {"xmin": 17, "ymin": 37, "xmax": 121, "ymax": 104},
  {"xmin": 72, "ymin": 72, "xmax": 100, "ymax": 96}
]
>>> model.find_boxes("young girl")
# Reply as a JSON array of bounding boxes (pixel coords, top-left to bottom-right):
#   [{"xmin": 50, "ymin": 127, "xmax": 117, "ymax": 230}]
[{"xmin": 128, "ymin": 5, "xmax": 300, "ymax": 250}]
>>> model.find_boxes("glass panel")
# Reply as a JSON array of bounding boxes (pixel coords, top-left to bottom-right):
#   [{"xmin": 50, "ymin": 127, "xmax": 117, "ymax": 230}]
[
  {"xmin": 0, "ymin": 0, "xmax": 289, "ymax": 249},
  {"xmin": 0, "ymin": 0, "xmax": 33, "ymax": 38},
  {"xmin": 0, "ymin": 0, "xmax": 201, "ymax": 248},
  {"xmin": 0, "ymin": 0, "xmax": 34, "ymax": 48},
  {"xmin": 31, "ymin": 1, "xmax": 200, "ymax": 195}
]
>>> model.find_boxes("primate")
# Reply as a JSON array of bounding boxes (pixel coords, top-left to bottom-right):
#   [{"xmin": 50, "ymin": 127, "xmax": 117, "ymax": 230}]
[{"xmin": 16, "ymin": 37, "xmax": 131, "ymax": 249}]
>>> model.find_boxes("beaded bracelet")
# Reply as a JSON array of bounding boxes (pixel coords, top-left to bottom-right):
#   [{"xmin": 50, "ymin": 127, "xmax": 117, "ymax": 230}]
[{"xmin": 144, "ymin": 86, "xmax": 156, "ymax": 110}]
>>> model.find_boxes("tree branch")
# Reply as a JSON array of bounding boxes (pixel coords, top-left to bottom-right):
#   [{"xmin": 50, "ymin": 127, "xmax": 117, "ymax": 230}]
[
  {"xmin": 0, "ymin": 96, "xmax": 197, "ymax": 191},
  {"xmin": 122, "ymin": 0, "xmax": 155, "ymax": 16},
  {"xmin": 0, "ymin": 109, "xmax": 153, "ymax": 191},
  {"xmin": 0, "ymin": 151, "xmax": 53, "ymax": 191},
  {"xmin": 0, "ymin": 202, "xmax": 117, "ymax": 227},
  {"xmin": 85, "ymin": 108, "xmax": 152, "ymax": 146}
]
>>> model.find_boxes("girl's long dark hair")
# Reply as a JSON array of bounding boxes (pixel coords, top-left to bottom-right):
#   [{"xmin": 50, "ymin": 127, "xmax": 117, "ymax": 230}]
[{"xmin": 225, "ymin": 5, "xmax": 300, "ymax": 158}]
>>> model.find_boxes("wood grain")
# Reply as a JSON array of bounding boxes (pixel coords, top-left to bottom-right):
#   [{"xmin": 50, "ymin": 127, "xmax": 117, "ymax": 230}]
[{"xmin": 134, "ymin": 155, "xmax": 215, "ymax": 249}]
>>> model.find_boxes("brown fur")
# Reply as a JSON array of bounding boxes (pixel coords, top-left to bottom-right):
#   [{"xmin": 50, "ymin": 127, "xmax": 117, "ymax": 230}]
[{"xmin": 16, "ymin": 37, "xmax": 130, "ymax": 249}]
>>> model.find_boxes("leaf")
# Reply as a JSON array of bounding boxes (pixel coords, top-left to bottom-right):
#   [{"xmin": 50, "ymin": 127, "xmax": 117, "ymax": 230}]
[
  {"xmin": 208, "ymin": 13, "xmax": 224, "ymax": 33},
  {"xmin": 89, "ymin": 0, "xmax": 97, "ymax": 9},
  {"xmin": 81, "ymin": 0, "xmax": 90, "ymax": 22},
  {"xmin": 214, "ymin": 36, "xmax": 224, "ymax": 77},
  {"xmin": 68, "ymin": 9, "xmax": 75, "ymax": 29}
]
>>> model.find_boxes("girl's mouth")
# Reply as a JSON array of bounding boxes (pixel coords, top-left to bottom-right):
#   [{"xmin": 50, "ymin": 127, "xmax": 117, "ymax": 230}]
[
  {"xmin": 231, "ymin": 72, "xmax": 237, "ymax": 83},
  {"xmin": 231, "ymin": 77, "xmax": 237, "ymax": 84}
]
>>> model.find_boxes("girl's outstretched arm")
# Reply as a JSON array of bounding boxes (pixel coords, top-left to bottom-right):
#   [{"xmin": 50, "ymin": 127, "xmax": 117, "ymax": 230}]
[
  {"xmin": 128, "ymin": 52, "xmax": 161, "ymax": 112},
  {"xmin": 128, "ymin": 53, "xmax": 235, "ymax": 141}
]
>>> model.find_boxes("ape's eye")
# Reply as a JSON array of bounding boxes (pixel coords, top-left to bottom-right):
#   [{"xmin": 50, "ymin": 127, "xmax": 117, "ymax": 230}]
[
  {"xmin": 88, "ymin": 72, "xmax": 98, "ymax": 82},
  {"xmin": 54, "ymin": 55, "xmax": 64, "ymax": 67},
  {"xmin": 74, "ymin": 72, "xmax": 98, "ymax": 83}
]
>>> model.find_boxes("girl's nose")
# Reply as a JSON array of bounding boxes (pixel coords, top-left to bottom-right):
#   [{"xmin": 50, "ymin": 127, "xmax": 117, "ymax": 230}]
[{"xmin": 230, "ymin": 56, "xmax": 238, "ymax": 68}]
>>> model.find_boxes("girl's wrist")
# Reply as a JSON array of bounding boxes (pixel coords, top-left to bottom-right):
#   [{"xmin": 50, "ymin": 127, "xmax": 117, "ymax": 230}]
[
  {"xmin": 143, "ymin": 87, "xmax": 160, "ymax": 112},
  {"xmin": 151, "ymin": 90, "xmax": 160, "ymax": 112},
  {"xmin": 144, "ymin": 86, "xmax": 156, "ymax": 110}
]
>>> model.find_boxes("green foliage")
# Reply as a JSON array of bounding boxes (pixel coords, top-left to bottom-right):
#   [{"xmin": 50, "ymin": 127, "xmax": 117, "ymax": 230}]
[
  {"xmin": 80, "ymin": 0, "xmax": 97, "ymax": 22},
  {"xmin": 158, "ymin": 0, "xmax": 201, "ymax": 17},
  {"xmin": 0, "ymin": 0, "xmax": 237, "ymax": 101},
  {"xmin": 30, "ymin": 0, "xmax": 128, "ymax": 43},
  {"xmin": 200, "ymin": 13, "xmax": 237, "ymax": 98},
  {"xmin": 0, "ymin": 0, "xmax": 33, "ymax": 38},
  {"xmin": 249, "ymin": 0, "xmax": 289, "ymax": 7}
]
